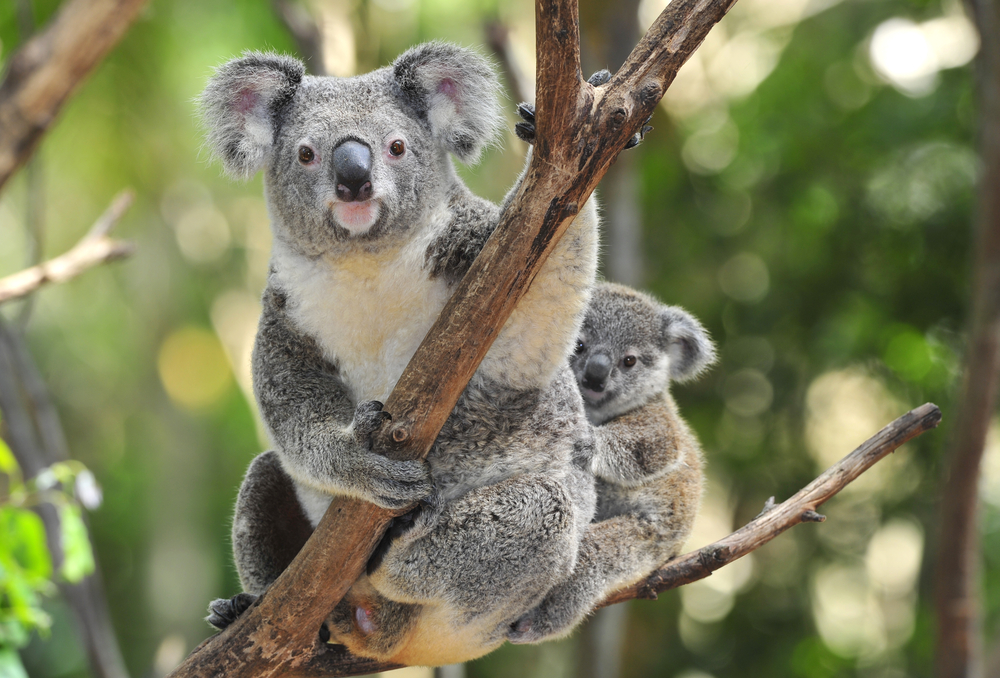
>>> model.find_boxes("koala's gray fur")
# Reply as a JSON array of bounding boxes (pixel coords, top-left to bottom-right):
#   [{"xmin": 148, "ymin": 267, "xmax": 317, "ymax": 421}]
[
  {"xmin": 199, "ymin": 43, "xmax": 600, "ymax": 665},
  {"xmin": 508, "ymin": 282, "xmax": 715, "ymax": 644}
]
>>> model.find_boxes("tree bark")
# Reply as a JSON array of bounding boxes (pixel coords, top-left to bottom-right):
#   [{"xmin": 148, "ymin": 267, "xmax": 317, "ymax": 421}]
[{"xmin": 934, "ymin": 0, "xmax": 1000, "ymax": 675}]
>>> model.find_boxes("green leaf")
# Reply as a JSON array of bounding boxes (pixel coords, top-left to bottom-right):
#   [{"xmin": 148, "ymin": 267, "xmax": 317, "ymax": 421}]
[
  {"xmin": 0, "ymin": 647, "xmax": 29, "ymax": 678},
  {"xmin": 0, "ymin": 437, "xmax": 16, "ymax": 477},
  {"xmin": 59, "ymin": 505, "xmax": 94, "ymax": 583},
  {"xmin": 0, "ymin": 508, "xmax": 51, "ymax": 582}
]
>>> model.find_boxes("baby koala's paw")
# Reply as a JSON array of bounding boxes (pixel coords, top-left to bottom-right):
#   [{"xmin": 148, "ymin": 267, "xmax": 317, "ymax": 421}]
[
  {"xmin": 507, "ymin": 597, "xmax": 577, "ymax": 645},
  {"xmin": 206, "ymin": 592, "xmax": 258, "ymax": 630}
]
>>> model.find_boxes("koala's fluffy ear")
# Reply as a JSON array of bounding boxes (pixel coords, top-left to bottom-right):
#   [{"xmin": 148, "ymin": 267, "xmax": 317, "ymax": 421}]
[
  {"xmin": 660, "ymin": 307, "xmax": 716, "ymax": 382},
  {"xmin": 393, "ymin": 42, "xmax": 503, "ymax": 164},
  {"xmin": 200, "ymin": 52, "xmax": 305, "ymax": 179}
]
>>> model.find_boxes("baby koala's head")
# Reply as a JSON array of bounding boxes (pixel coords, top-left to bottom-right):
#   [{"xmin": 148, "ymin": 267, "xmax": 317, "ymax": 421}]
[{"xmin": 571, "ymin": 282, "xmax": 715, "ymax": 425}]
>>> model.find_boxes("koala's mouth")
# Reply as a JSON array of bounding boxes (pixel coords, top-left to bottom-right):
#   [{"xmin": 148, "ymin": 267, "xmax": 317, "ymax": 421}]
[
  {"xmin": 332, "ymin": 200, "xmax": 381, "ymax": 236},
  {"xmin": 580, "ymin": 387, "xmax": 608, "ymax": 406}
]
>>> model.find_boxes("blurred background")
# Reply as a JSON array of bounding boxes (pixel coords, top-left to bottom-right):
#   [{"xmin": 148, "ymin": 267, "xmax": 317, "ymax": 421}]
[{"xmin": 0, "ymin": 0, "xmax": 987, "ymax": 675}]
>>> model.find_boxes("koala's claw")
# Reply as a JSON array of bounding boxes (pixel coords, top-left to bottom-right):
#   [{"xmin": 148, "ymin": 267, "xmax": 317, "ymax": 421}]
[
  {"xmin": 206, "ymin": 592, "xmax": 258, "ymax": 630},
  {"xmin": 353, "ymin": 400, "xmax": 392, "ymax": 445},
  {"xmin": 514, "ymin": 102, "xmax": 536, "ymax": 144},
  {"xmin": 514, "ymin": 72, "xmax": 652, "ymax": 151},
  {"xmin": 624, "ymin": 116, "xmax": 654, "ymax": 150}
]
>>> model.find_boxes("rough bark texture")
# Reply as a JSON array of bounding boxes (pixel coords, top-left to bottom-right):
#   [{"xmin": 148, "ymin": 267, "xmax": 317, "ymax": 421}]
[
  {"xmin": 0, "ymin": 0, "xmax": 148, "ymax": 192},
  {"xmin": 164, "ymin": 0, "xmax": 739, "ymax": 675},
  {"xmin": 934, "ymin": 0, "xmax": 1000, "ymax": 675}
]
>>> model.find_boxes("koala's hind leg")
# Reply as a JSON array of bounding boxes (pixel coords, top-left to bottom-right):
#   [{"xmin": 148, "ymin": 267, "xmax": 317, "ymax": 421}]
[
  {"xmin": 507, "ymin": 514, "xmax": 666, "ymax": 645},
  {"xmin": 207, "ymin": 451, "xmax": 313, "ymax": 629},
  {"xmin": 369, "ymin": 473, "xmax": 579, "ymax": 621}
]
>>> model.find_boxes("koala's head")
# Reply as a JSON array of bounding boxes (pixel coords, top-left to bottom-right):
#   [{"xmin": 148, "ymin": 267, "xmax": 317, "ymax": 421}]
[
  {"xmin": 199, "ymin": 43, "xmax": 503, "ymax": 254},
  {"xmin": 571, "ymin": 283, "xmax": 716, "ymax": 424}
]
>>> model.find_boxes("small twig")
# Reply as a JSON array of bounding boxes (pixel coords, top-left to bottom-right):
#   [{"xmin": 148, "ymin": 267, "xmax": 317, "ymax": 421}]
[
  {"xmin": 598, "ymin": 403, "xmax": 941, "ymax": 607},
  {"xmin": 0, "ymin": 191, "xmax": 135, "ymax": 305}
]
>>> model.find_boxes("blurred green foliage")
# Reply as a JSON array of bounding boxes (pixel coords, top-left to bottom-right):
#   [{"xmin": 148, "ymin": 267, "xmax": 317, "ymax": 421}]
[
  {"xmin": 0, "ymin": 0, "xmax": 989, "ymax": 676},
  {"xmin": 0, "ymin": 426, "xmax": 96, "ymax": 678}
]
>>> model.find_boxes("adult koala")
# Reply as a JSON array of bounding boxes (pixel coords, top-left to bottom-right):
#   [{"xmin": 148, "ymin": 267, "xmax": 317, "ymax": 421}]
[{"xmin": 200, "ymin": 43, "xmax": 600, "ymax": 665}]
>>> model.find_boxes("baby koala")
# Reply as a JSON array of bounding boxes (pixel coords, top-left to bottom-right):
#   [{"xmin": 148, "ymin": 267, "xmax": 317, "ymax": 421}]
[{"xmin": 509, "ymin": 281, "xmax": 716, "ymax": 643}]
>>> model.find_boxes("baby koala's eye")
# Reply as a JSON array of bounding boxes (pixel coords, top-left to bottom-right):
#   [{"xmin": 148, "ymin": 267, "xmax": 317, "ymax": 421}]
[
  {"xmin": 574, "ymin": 340, "xmax": 586, "ymax": 355},
  {"xmin": 389, "ymin": 140, "xmax": 405, "ymax": 156},
  {"xmin": 623, "ymin": 355, "xmax": 637, "ymax": 368},
  {"xmin": 298, "ymin": 145, "xmax": 316, "ymax": 164}
]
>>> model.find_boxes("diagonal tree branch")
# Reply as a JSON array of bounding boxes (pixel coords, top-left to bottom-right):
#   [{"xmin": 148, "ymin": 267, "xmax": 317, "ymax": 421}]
[
  {"xmin": 165, "ymin": 0, "xmax": 740, "ymax": 675},
  {"xmin": 0, "ymin": 0, "xmax": 148, "ymax": 193},
  {"xmin": 0, "ymin": 191, "xmax": 135, "ymax": 305}
]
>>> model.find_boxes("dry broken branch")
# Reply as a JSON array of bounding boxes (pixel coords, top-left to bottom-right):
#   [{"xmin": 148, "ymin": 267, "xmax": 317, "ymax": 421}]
[
  {"xmin": 165, "ymin": 0, "xmax": 739, "ymax": 675},
  {"xmin": 0, "ymin": 191, "xmax": 135, "ymax": 305},
  {"xmin": 0, "ymin": 0, "xmax": 148, "ymax": 193}
]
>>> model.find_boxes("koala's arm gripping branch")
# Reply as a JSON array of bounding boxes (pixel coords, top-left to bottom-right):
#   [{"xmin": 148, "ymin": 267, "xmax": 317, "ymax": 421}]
[{"xmin": 165, "ymin": 0, "xmax": 739, "ymax": 676}]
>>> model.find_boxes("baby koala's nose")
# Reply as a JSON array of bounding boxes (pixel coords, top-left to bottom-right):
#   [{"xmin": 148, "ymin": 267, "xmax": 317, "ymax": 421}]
[
  {"xmin": 582, "ymin": 353, "xmax": 612, "ymax": 392},
  {"xmin": 333, "ymin": 140, "xmax": 373, "ymax": 202}
]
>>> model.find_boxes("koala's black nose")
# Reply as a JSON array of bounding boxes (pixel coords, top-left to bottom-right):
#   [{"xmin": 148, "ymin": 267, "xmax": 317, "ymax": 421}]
[
  {"xmin": 582, "ymin": 353, "xmax": 612, "ymax": 392},
  {"xmin": 333, "ymin": 140, "xmax": 373, "ymax": 202}
]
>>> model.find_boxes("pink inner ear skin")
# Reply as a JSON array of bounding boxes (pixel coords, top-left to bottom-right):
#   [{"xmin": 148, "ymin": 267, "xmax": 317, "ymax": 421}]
[
  {"xmin": 437, "ymin": 77, "xmax": 458, "ymax": 102},
  {"xmin": 235, "ymin": 87, "xmax": 260, "ymax": 116},
  {"xmin": 355, "ymin": 605, "xmax": 378, "ymax": 635}
]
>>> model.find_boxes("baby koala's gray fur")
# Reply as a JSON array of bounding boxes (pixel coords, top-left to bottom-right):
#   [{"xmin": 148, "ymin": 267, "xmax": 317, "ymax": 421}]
[
  {"xmin": 199, "ymin": 43, "xmax": 601, "ymax": 665},
  {"xmin": 509, "ymin": 282, "xmax": 716, "ymax": 644}
]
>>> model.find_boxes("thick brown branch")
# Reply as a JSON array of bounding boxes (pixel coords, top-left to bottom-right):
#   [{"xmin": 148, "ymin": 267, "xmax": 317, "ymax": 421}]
[
  {"xmin": 600, "ymin": 403, "xmax": 942, "ymax": 606},
  {"xmin": 0, "ymin": 0, "xmax": 148, "ymax": 192},
  {"xmin": 0, "ymin": 191, "xmax": 135, "ymax": 305},
  {"xmin": 166, "ymin": 0, "xmax": 741, "ymax": 675}
]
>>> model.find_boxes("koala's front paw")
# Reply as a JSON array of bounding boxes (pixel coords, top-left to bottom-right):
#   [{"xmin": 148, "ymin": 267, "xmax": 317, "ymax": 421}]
[
  {"xmin": 514, "ymin": 69, "xmax": 652, "ymax": 150},
  {"xmin": 350, "ymin": 401, "xmax": 433, "ymax": 510},
  {"xmin": 206, "ymin": 592, "xmax": 258, "ymax": 630}
]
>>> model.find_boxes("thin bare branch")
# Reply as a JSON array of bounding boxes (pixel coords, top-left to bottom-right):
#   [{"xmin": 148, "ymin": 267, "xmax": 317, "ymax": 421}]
[
  {"xmin": 601, "ymin": 403, "xmax": 942, "ymax": 606},
  {"xmin": 0, "ymin": 0, "xmax": 148, "ymax": 192},
  {"xmin": 0, "ymin": 191, "xmax": 135, "ymax": 305}
]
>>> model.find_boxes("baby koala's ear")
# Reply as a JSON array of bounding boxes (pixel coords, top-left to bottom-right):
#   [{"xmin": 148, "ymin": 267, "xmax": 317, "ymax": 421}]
[
  {"xmin": 659, "ymin": 306, "xmax": 716, "ymax": 382},
  {"xmin": 199, "ymin": 52, "xmax": 305, "ymax": 179},
  {"xmin": 392, "ymin": 42, "xmax": 503, "ymax": 164}
]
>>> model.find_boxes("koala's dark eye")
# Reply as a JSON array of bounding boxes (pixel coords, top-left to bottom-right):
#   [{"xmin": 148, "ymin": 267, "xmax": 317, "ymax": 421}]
[
  {"xmin": 389, "ymin": 140, "xmax": 405, "ymax": 156},
  {"xmin": 298, "ymin": 146, "xmax": 315, "ymax": 164},
  {"xmin": 623, "ymin": 355, "xmax": 637, "ymax": 368},
  {"xmin": 574, "ymin": 340, "xmax": 585, "ymax": 355}
]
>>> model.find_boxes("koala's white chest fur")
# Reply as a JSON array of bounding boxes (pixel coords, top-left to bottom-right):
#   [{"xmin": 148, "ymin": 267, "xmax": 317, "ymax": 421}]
[{"xmin": 271, "ymin": 230, "xmax": 451, "ymax": 403}]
